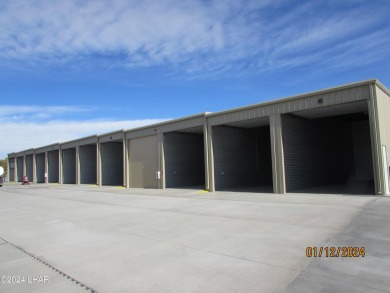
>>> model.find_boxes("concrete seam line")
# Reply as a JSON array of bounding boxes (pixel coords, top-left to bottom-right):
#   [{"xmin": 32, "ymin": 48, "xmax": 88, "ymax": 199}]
[
  {"xmin": 284, "ymin": 197, "xmax": 384, "ymax": 292},
  {"xmin": 0, "ymin": 238, "xmax": 97, "ymax": 293}
]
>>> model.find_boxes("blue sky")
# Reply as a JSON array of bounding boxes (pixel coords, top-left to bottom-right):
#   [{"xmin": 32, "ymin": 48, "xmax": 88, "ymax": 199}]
[{"xmin": 1, "ymin": 0, "xmax": 390, "ymax": 158}]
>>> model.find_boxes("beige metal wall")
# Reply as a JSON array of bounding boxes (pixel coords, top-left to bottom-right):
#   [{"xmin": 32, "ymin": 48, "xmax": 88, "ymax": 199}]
[
  {"xmin": 374, "ymin": 84, "xmax": 390, "ymax": 195},
  {"xmin": 126, "ymin": 115, "xmax": 205, "ymax": 140},
  {"xmin": 208, "ymin": 85, "xmax": 370, "ymax": 126},
  {"xmin": 376, "ymin": 85, "xmax": 390, "ymax": 149},
  {"xmin": 129, "ymin": 135, "xmax": 159, "ymax": 188}
]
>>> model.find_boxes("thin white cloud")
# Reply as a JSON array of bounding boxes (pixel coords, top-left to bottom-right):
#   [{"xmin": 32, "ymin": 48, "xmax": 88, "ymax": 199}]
[
  {"xmin": 0, "ymin": 118, "xmax": 169, "ymax": 158},
  {"xmin": 0, "ymin": 105, "xmax": 92, "ymax": 117},
  {"xmin": 0, "ymin": 105, "xmax": 94, "ymax": 123}
]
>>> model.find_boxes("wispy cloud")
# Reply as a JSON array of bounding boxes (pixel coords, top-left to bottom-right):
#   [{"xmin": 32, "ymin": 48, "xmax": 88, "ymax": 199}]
[
  {"xmin": 0, "ymin": 105, "xmax": 93, "ymax": 122},
  {"xmin": 0, "ymin": 0, "xmax": 388, "ymax": 77},
  {"xmin": 0, "ymin": 119, "xmax": 169, "ymax": 158},
  {"xmin": 0, "ymin": 105, "xmax": 169, "ymax": 157}
]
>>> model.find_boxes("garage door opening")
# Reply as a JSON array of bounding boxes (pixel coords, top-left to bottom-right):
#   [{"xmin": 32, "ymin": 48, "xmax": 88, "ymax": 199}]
[
  {"xmin": 36, "ymin": 153, "xmax": 45, "ymax": 183},
  {"xmin": 80, "ymin": 144, "xmax": 97, "ymax": 184},
  {"xmin": 48, "ymin": 150, "xmax": 59, "ymax": 183},
  {"xmin": 164, "ymin": 128, "xmax": 205, "ymax": 189},
  {"xmin": 62, "ymin": 148, "xmax": 76, "ymax": 184},
  {"xmin": 25, "ymin": 155, "xmax": 33, "ymax": 182},
  {"xmin": 101, "ymin": 142, "xmax": 123, "ymax": 186},
  {"xmin": 16, "ymin": 157, "xmax": 24, "ymax": 182},
  {"xmin": 212, "ymin": 118, "xmax": 273, "ymax": 193},
  {"xmin": 282, "ymin": 101, "xmax": 374, "ymax": 194}
]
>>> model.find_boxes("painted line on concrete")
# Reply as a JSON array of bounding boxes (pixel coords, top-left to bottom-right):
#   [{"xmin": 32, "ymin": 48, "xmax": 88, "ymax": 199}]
[
  {"xmin": 196, "ymin": 190, "xmax": 209, "ymax": 194},
  {"xmin": 0, "ymin": 238, "xmax": 98, "ymax": 293}
]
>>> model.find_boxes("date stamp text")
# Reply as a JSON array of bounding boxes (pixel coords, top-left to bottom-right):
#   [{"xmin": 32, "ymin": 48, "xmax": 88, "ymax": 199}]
[{"xmin": 306, "ymin": 246, "xmax": 365, "ymax": 257}]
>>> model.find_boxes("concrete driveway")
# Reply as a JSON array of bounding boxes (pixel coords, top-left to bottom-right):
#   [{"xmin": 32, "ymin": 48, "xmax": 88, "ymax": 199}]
[{"xmin": 0, "ymin": 184, "xmax": 388, "ymax": 292}]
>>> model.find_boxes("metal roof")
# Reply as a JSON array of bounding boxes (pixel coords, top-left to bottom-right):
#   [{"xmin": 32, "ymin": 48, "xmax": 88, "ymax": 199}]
[{"xmin": 206, "ymin": 79, "xmax": 378, "ymax": 118}]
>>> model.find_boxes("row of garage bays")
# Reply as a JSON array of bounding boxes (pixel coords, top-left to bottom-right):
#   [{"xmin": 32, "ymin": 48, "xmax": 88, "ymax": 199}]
[{"xmin": 8, "ymin": 80, "xmax": 390, "ymax": 195}]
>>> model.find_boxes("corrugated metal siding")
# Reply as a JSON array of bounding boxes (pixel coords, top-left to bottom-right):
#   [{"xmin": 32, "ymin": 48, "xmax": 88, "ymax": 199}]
[
  {"xmin": 80, "ymin": 145, "xmax": 97, "ymax": 184},
  {"xmin": 213, "ymin": 126, "xmax": 248, "ymax": 189},
  {"xmin": 129, "ymin": 135, "xmax": 158, "ymax": 188},
  {"xmin": 126, "ymin": 117, "xmax": 204, "ymax": 140},
  {"xmin": 246, "ymin": 127, "xmax": 273, "ymax": 186},
  {"xmin": 61, "ymin": 136, "xmax": 97, "ymax": 149},
  {"xmin": 376, "ymin": 85, "xmax": 390, "ymax": 159},
  {"xmin": 352, "ymin": 121, "xmax": 374, "ymax": 180},
  {"xmin": 208, "ymin": 85, "xmax": 369, "ymax": 126},
  {"xmin": 282, "ymin": 114, "xmax": 354, "ymax": 191},
  {"xmin": 62, "ymin": 148, "xmax": 76, "ymax": 184},
  {"xmin": 164, "ymin": 132, "xmax": 205, "ymax": 188},
  {"xmin": 48, "ymin": 150, "xmax": 59, "ymax": 183},
  {"xmin": 101, "ymin": 142, "xmax": 123, "ymax": 185},
  {"xmin": 374, "ymin": 85, "xmax": 390, "ymax": 194},
  {"xmin": 35, "ymin": 144, "xmax": 59, "ymax": 154},
  {"xmin": 17, "ymin": 157, "xmax": 23, "ymax": 182},
  {"xmin": 212, "ymin": 125, "xmax": 272, "ymax": 190},
  {"xmin": 36, "ymin": 153, "xmax": 45, "ymax": 183},
  {"xmin": 99, "ymin": 132, "xmax": 123, "ymax": 143},
  {"xmin": 25, "ymin": 155, "xmax": 33, "ymax": 182}
]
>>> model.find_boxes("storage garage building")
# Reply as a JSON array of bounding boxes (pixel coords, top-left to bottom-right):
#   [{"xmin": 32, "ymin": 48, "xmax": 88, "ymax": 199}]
[{"xmin": 7, "ymin": 79, "xmax": 390, "ymax": 195}]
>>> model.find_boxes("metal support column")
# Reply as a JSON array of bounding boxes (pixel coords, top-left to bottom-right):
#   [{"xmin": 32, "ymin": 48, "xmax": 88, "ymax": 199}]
[
  {"xmin": 203, "ymin": 116, "xmax": 210, "ymax": 191},
  {"xmin": 14, "ymin": 157, "xmax": 18, "ymax": 182},
  {"xmin": 270, "ymin": 114, "xmax": 286, "ymax": 194},
  {"xmin": 76, "ymin": 146, "xmax": 80, "ymax": 185},
  {"xmin": 368, "ymin": 84, "xmax": 384, "ymax": 195},
  {"xmin": 44, "ymin": 152, "xmax": 48, "ymax": 184},
  {"xmin": 124, "ymin": 136, "xmax": 129, "ymax": 188},
  {"xmin": 23, "ymin": 155, "xmax": 26, "ymax": 178},
  {"xmin": 97, "ymin": 141, "xmax": 102, "ymax": 186},
  {"xmin": 32, "ymin": 151, "xmax": 36, "ymax": 183},
  {"xmin": 206, "ymin": 125, "xmax": 215, "ymax": 192},
  {"xmin": 95, "ymin": 143, "xmax": 99, "ymax": 185},
  {"xmin": 157, "ymin": 132, "xmax": 165, "ymax": 189},
  {"xmin": 59, "ymin": 148, "xmax": 63, "ymax": 184}
]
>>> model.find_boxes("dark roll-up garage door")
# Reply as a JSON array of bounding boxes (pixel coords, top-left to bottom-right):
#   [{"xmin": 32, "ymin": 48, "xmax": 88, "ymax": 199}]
[
  {"xmin": 164, "ymin": 132, "xmax": 205, "ymax": 188},
  {"xmin": 36, "ymin": 153, "xmax": 45, "ymax": 183},
  {"xmin": 25, "ymin": 155, "xmax": 33, "ymax": 182},
  {"xmin": 48, "ymin": 150, "xmax": 59, "ymax": 183},
  {"xmin": 212, "ymin": 125, "xmax": 272, "ymax": 191},
  {"xmin": 17, "ymin": 157, "xmax": 24, "ymax": 182},
  {"xmin": 101, "ymin": 142, "xmax": 123, "ymax": 186},
  {"xmin": 129, "ymin": 135, "xmax": 158, "ymax": 188},
  {"xmin": 282, "ymin": 113, "xmax": 374, "ymax": 194},
  {"xmin": 351, "ymin": 121, "xmax": 374, "ymax": 181},
  {"xmin": 80, "ymin": 145, "xmax": 97, "ymax": 184},
  {"xmin": 247, "ymin": 127, "xmax": 272, "ymax": 186},
  {"xmin": 62, "ymin": 148, "xmax": 76, "ymax": 184},
  {"xmin": 213, "ymin": 126, "xmax": 247, "ymax": 189}
]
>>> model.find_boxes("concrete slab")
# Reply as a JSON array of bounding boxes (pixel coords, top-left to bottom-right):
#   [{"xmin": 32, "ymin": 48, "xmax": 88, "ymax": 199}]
[
  {"xmin": 0, "ymin": 243, "xmax": 92, "ymax": 292},
  {"xmin": 0, "ymin": 184, "xmax": 387, "ymax": 292},
  {"xmin": 286, "ymin": 197, "xmax": 390, "ymax": 293}
]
